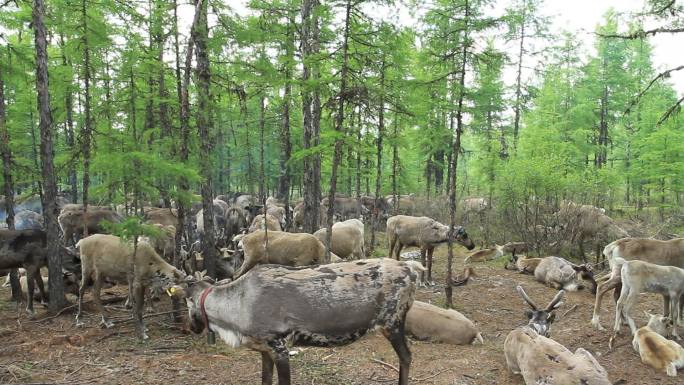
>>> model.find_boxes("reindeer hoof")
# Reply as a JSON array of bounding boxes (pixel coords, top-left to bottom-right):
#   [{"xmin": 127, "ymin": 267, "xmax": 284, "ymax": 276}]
[{"xmin": 590, "ymin": 318, "xmax": 605, "ymax": 331}]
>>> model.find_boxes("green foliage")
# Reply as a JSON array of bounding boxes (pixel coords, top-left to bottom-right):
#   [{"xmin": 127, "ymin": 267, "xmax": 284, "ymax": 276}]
[
  {"xmin": 0, "ymin": 0, "xmax": 681, "ymax": 220},
  {"xmin": 102, "ymin": 216, "xmax": 162, "ymax": 243}
]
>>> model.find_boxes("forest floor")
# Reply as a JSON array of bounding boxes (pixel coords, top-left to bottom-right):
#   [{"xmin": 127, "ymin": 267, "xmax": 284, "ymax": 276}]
[{"xmin": 0, "ymin": 237, "xmax": 680, "ymax": 385}]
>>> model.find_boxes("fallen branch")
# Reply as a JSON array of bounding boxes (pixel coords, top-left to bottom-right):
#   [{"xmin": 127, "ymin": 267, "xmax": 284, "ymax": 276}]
[
  {"xmin": 561, "ymin": 304, "xmax": 578, "ymax": 318},
  {"xmin": 113, "ymin": 310, "xmax": 178, "ymax": 325},
  {"xmin": 412, "ymin": 368, "xmax": 450, "ymax": 381},
  {"xmin": 371, "ymin": 358, "xmax": 399, "ymax": 373},
  {"xmin": 29, "ymin": 296, "xmax": 127, "ymax": 323},
  {"xmin": 30, "ymin": 303, "xmax": 77, "ymax": 323}
]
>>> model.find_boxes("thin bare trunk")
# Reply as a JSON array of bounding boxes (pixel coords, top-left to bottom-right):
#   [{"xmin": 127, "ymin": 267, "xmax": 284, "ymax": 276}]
[
  {"xmin": 258, "ymin": 93, "xmax": 266, "ymax": 201},
  {"xmin": 0, "ymin": 59, "xmax": 20, "ymax": 302},
  {"xmin": 59, "ymin": 35, "xmax": 78, "ymax": 203},
  {"xmin": 391, "ymin": 112, "xmax": 399, "ymax": 213},
  {"xmin": 301, "ymin": 0, "xmax": 321, "ymax": 233},
  {"xmin": 370, "ymin": 62, "xmax": 386, "ymax": 252},
  {"xmin": 446, "ymin": 0, "xmax": 469, "ymax": 309},
  {"xmin": 325, "ymin": 0, "xmax": 352, "ymax": 263},
  {"xmin": 81, "ymin": 0, "xmax": 93, "ymax": 232},
  {"xmin": 33, "ymin": 0, "xmax": 66, "ymax": 311},
  {"xmin": 194, "ymin": 0, "xmax": 217, "ymax": 276},
  {"xmin": 512, "ymin": 3, "xmax": 526, "ymax": 150},
  {"xmin": 277, "ymin": 16, "xmax": 294, "ymax": 229}
]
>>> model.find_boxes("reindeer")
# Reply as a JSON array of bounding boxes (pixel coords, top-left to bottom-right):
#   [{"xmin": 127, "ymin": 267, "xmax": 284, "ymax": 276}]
[
  {"xmin": 610, "ymin": 259, "xmax": 684, "ymax": 347},
  {"xmin": 504, "ymin": 286, "xmax": 611, "ymax": 385},
  {"xmin": 591, "ymin": 237, "xmax": 684, "ymax": 331}
]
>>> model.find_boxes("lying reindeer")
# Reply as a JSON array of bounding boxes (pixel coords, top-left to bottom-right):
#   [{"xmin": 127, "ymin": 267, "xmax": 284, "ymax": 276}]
[
  {"xmin": 464, "ymin": 244, "xmax": 504, "ymax": 264},
  {"xmin": 168, "ymin": 258, "xmax": 423, "ymax": 385},
  {"xmin": 633, "ymin": 313, "xmax": 684, "ymax": 376},
  {"xmin": 504, "ymin": 286, "xmax": 610, "ymax": 385},
  {"xmin": 534, "ymin": 256, "xmax": 596, "ymax": 293}
]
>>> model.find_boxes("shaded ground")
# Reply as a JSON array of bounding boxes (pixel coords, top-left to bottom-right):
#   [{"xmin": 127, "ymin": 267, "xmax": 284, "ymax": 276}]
[{"xmin": 0, "ymin": 242, "xmax": 679, "ymax": 385}]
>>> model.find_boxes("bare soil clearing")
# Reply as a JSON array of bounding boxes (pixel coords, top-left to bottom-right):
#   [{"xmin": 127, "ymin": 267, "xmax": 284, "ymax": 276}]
[{"xmin": 0, "ymin": 245, "xmax": 678, "ymax": 384}]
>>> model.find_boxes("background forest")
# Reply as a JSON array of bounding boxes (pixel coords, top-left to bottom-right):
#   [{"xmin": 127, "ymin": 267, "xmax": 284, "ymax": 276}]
[{"xmin": 1, "ymin": 0, "xmax": 683, "ymax": 263}]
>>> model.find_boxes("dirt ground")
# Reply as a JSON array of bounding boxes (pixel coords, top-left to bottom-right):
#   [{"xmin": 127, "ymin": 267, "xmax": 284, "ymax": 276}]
[{"xmin": 0, "ymin": 244, "xmax": 679, "ymax": 385}]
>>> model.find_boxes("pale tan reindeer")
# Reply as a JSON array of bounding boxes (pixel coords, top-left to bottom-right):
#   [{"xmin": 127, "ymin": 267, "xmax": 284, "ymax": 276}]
[
  {"xmin": 504, "ymin": 286, "xmax": 611, "ymax": 385},
  {"xmin": 592, "ymin": 237, "xmax": 684, "ymax": 331},
  {"xmin": 633, "ymin": 313, "xmax": 684, "ymax": 376},
  {"xmin": 610, "ymin": 258, "xmax": 684, "ymax": 346}
]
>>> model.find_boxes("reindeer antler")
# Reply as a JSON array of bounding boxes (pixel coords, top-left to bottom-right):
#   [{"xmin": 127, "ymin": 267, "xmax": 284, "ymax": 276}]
[
  {"xmin": 516, "ymin": 285, "xmax": 539, "ymax": 311},
  {"xmin": 544, "ymin": 290, "xmax": 565, "ymax": 312}
]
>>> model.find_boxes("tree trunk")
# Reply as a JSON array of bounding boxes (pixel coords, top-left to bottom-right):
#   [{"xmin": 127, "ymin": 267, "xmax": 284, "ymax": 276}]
[
  {"xmin": 596, "ymin": 84, "xmax": 609, "ymax": 168},
  {"xmin": 33, "ymin": 0, "xmax": 66, "ymax": 311},
  {"xmin": 301, "ymin": 0, "xmax": 322, "ymax": 233},
  {"xmin": 59, "ymin": 34, "xmax": 78, "ymax": 203},
  {"xmin": 391, "ymin": 113, "xmax": 399, "ymax": 214},
  {"xmin": 434, "ymin": 149, "xmax": 444, "ymax": 193},
  {"xmin": 324, "ymin": 0, "xmax": 352, "ymax": 263},
  {"xmin": 193, "ymin": 0, "xmax": 217, "ymax": 276},
  {"xmin": 512, "ymin": 2, "xmax": 526, "ymax": 150},
  {"xmin": 446, "ymin": 0, "xmax": 469, "ymax": 309},
  {"xmin": 0, "ymin": 60, "xmax": 21, "ymax": 302},
  {"xmin": 277, "ymin": 16, "xmax": 294, "ymax": 229},
  {"xmin": 80, "ymin": 0, "xmax": 93, "ymax": 232},
  {"xmin": 355, "ymin": 108, "xmax": 362, "ymax": 199},
  {"xmin": 426, "ymin": 154, "xmax": 433, "ymax": 198},
  {"xmin": 258, "ymin": 93, "xmax": 266, "ymax": 201},
  {"xmin": 370, "ymin": 62, "xmax": 386, "ymax": 253}
]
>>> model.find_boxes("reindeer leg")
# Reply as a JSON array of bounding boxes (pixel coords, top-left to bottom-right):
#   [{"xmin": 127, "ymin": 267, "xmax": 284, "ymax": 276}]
[
  {"xmin": 76, "ymin": 270, "xmax": 89, "ymax": 327},
  {"xmin": 385, "ymin": 325, "xmax": 412, "ymax": 385},
  {"xmin": 621, "ymin": 290, "xmax": 639, "ymax": 336},
  {"xmin": 34, "ymin": 274, "xmax": 47, "ymax": 306},
  {"xmin": 426, "ymin": 248, "xmax": 434, "ymax": 286},
  {"xmin": 670, "ymin": 294, "xmax": 681, "ymax": 340},
  {"xmin": 612, "ymin": 284, "xmax": 630, "ymax": 339},
  {"xmin": 419, "ymin": 248, "xmax": 426, "ymax": 285},
  {"xmin": 25, "ymin": 267, "xmax": 36, "ymax": 317},
  {"xmin": 389, "ymin": 235, "xmax": 397, "ymax": 260},
  {"xmin": 268, "ymin": 339, "xmax": 291, "ymax": 385},
  {"xmin": 395, "ymin": 243, "xmax": 404, "ymax": 261},
  {"xmin": 592, "ymin": 278, "xmax": 619, "ymax": 330},
  {"xmin": 663, "ymin": 295, "xmax": 671, "ymax": 318},
  {"xmin": 9, "ymin": 269, "xmax": 21, "ymax": 304},
  {"xmin": 260, "ymin": 352, "xmax": 274, "ymax": 385},
  {"xmin": 93, "ymin": 274, "xmax": 113, "ymax": 329}
]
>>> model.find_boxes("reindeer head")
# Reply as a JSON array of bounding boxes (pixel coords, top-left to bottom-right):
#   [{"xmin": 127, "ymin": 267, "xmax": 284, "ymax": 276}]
[
  {"xmin": 644, "ymin": 312, "xmax": 673, "ymax": 337},
  {"xmin": 167, "ymin": 272, "xmax": 215, "ymax": 334},
  {"xmin": 516, "ymin": 285, "xmax": 565, "ymax": 337},
  {"xmin": 451, "ymin": 226, "xmax": 475, "ymax": 250},
  {"xmin": 571, "ymin": 263, "xmax": 597, "ymax": 294}
]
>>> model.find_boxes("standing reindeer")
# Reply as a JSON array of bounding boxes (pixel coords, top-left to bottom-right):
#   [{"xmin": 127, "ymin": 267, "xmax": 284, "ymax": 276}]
[{"xmin": 504, "ymin": 286, "xmax": 611, "ymax": 385}]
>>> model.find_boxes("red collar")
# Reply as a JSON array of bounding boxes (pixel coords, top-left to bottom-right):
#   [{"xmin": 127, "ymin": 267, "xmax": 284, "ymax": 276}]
[{"xmin": 199, "ymin": 286, "xmax": 214, "ymax": 332}]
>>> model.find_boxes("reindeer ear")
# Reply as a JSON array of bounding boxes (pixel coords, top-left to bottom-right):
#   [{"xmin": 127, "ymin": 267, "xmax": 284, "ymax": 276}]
[
  {"xmin": 547, "ymin": 312, "xmax": 556, "ymax": 324},
  {"xmin": 166, "ymin": 285, "xmax": 187, "ymax": 298}
]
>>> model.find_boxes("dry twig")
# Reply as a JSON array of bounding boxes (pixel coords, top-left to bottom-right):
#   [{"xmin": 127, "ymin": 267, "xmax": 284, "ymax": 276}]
[{"xmin": 371, "ymin": 358, "xmax": 399, "ymax": 373}]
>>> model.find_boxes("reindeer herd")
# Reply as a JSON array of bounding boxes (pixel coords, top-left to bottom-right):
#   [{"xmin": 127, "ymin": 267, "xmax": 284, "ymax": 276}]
[{"xmin": 1, "ymin": 192, "xmax": 683, "ymax": 384}]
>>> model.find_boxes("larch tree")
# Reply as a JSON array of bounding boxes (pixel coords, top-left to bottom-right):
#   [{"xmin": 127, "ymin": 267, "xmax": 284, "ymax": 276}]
[
  {"xmin": 300, "ymin": 0, "xmax": 323, "ymax": 234},
  {"xmin": 33, "ymin": 0, "xmax": 67, "ymax": 311}
]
